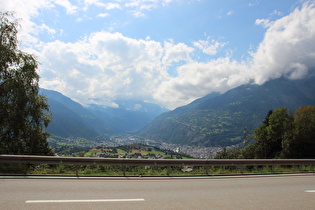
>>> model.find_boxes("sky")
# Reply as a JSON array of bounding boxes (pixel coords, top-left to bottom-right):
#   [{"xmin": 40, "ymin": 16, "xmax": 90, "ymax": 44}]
[{"xmin": 1, "ymin": 0, "xmax": 315, "ymax": 110}]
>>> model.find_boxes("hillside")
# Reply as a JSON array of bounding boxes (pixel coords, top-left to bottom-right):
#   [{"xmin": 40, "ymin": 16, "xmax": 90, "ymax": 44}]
[
  {"xmin": 80, "ymin": 143, "xmax": 192, "ymax": 159},
  {"xmin": 139, "ymin": 76, "xmax": 315, "ymax": 147},
  {"xmin": 40, "ymin": 89, "xmax": 167, "ymax": 138}
]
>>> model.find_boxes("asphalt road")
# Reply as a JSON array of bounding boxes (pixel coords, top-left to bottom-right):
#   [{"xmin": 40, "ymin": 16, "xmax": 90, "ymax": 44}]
[{"xmin": 1, "ymin": 174, "xmax": 315, "ymax": 209}]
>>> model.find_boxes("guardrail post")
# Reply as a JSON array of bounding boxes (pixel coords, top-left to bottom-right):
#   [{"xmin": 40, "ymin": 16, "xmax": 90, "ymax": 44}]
[
  {"xmin": 122, "ymin": 165, "xmax": 126, "ymax": 176},
  {"xmin": 298, "ymin": 164, "xmax": 302, "ymax": 172},
  {"xmin": 75, "ymin": 165, "xmax": 80, "ymax": 177},
  {"xmin": 240, "ymin": 165, "xmax": 245, "ymax": 174},
  {"xmin": 167, "ymin": 166, "xmax": 171, "ymax": 176},
  {"xmin": 23, "ymin": 163, "xmax": 28, "ymax": 175}
]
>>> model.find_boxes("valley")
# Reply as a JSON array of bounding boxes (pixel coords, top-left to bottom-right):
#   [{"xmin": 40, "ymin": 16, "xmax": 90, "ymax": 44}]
[
  {"xmin": 42, "ymin": 75, "xmax": 315, "ymax": 156},
  {"xmin": 48, "ymin": 135, "xmax": 223, "ymax": 159}
]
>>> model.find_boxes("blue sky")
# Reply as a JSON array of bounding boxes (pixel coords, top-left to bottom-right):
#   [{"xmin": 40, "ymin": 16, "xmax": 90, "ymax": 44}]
[{"xmin": 1, "ymin": 0, "xmax": 315, "ymax": 109}]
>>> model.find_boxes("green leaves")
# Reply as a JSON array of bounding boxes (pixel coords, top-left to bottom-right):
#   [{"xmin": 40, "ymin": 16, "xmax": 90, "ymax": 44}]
[
  {"xmin": 241, "ymin": 106, "xmax": 315, "ymax": 159},
  {"xmin": 0, "ymin": 12, "xmax": 52, "ymax": 155}
]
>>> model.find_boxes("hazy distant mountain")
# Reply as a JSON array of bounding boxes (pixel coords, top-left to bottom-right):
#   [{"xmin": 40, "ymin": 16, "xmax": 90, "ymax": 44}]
[
  {"xmin": 87, "ymin": 100, "xmax": 168, "ymax": 133},
  {"xmin": 139, "ymin": 75, "xmax": 315, "ymax": 147},
  {"xmin": 40, "ymin": 89, "xmax": 168, "ymax": 138}
]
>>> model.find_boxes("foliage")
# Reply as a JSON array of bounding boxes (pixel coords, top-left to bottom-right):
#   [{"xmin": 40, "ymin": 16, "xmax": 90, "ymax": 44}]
[
  {"xmin": 216, "ymin": 106, "xmax": 315, "ymax": 159},
  {"xmin": 290, "ymin": 105, "xmax": 315, "ymax": 158},
  {"xmin": 0, "ymin": 12, "xmax": 52, "ymax": 155},
  {"xmin": 214, "ymin": 147, "xmax": 241, "ymax": 159}
]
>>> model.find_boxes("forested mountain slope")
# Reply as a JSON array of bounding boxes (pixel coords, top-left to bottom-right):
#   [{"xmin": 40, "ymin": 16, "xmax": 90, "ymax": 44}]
[{"xmin": 139, "ymin": 76, "xmax": 315, "ymax": 147}]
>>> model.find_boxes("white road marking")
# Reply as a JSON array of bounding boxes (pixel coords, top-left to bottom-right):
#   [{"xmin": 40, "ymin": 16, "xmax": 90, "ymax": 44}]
[
  {"xmin": 26, "ymin": 198, "xmax": 145, "ymax": 203},
  {"xmin": 305, "ymin": 190, "xmax": 315, "ymax": 193}
]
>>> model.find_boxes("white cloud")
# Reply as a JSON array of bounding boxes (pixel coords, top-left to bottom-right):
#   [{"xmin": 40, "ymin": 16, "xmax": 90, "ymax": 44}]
[
  {"xmin": 154, "ymin": 58, "xmax": 249, "ymax": 108},
  {"xmin": 108, "ymin": 3, "xmax": 121, "ymax": 10},
  {"xmin": 130, "ymin": 10, "xmax": 146, "ymax": 17},
  {"xmin": 0, "ymin": 0, "xmax": 54, "ymax": 45},
  {"xmin": 37, "ymin": 32, "xmax": 197, "ymax": 109},
  {"xmin": 125, "ymin": 0, "xmax": 175, "ymax": 9},
  {"xmin": 124, "ymin": 0, "xmax": 176, "ymax": 17},
  {"xmin": 2, "ymin": 0, "xmax": 315, "ymax": 110},
  {"xmin": 36, "ymin": 23, "xmax": 56, "ymax": 35},
  {"xmin": 55, "ymin": 0, "xmax": 78, "ymax": 14},
  {"xmin": 255, "ymin": 9, "xmax": 284, "ymax": 28},
  {"xmin": 255, "ymin": 18, "xmax": 273, "ymax": 28},
  {"xmin": 97, "ymin": 13, "xmax": 110, "ymax": 18},
  {"xmin": 270, "ymin": 9, "xmax": 283, "ymax": 16},
  {"xmin": 38, "ymin": 32, "xmax": 169, "ymax": 107},
  {"xmin": 193, "ymin": 39, "xmax": 226, "ymax": 55},
  {"xmin": 162, "ymin": 41, "xmax": 194, "ymax": 66},
  {"xmin": 155, "ymin": 2, "xmax": 315, "ymax": 108},
  {"xmin": 252, "ymin": 2, "xmax": 315, "ymax": 84}
]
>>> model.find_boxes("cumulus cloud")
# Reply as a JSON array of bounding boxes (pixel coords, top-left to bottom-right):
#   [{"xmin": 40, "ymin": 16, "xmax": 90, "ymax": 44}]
[
  {"xmin": 38, "ymin": 32, "xmax": 169, "ymax": 107},
  {"xmin": 252, "ymin": 2, "xmax": 315, "ymax": 84},
  {"xmin": 162, "ymin": 41, "xmax": 194, "ymax": 66},
  {"xmin": 37, "ymin": 32, "xmax": 196, "ymax": 109},
  {"xmin": 154, "ymin": 58, "xmax": 249, "ymax": 108},
  {"xmin": 2, "ymin": 1, "xmax": 315, "ymax": 110},
  {"xmin": 155, "ymin": 2, "xmax": 315, "ymax": 108}
]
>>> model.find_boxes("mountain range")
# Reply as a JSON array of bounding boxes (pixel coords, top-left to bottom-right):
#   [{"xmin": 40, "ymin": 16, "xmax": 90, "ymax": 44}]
[
  {"xmin": 41, "ymin": 75, "xmax": 315, "ymax": 147},
  {"xmin": 40, "ymin": 89, "xmax": 168, "ymax": 138},
  {"xmin": 139, "ymin": 75, "xmax": 315, "ymax": 147}
]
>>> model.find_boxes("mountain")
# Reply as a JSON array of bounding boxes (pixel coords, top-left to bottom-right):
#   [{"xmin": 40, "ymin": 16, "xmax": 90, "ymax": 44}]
[
  {"xmin": 40, "ymin": 89, "xmax": 168, "ymax": 138},
  {"xmin": 139, "ymin": 75, "xmax": 315, "ymax": 147},
  {"xmin": 87, "ymin": 100, "xmax": 168, "ymax": 133},
  {"xmin": 40, "ymin": 89, "xmax": 111, "ymax": 138}
]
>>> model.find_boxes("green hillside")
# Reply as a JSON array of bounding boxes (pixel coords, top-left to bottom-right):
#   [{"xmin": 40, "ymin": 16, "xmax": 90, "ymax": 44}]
[{"xmin": 139, "ymin": 76, "xmax": 315, "ymax": 147}]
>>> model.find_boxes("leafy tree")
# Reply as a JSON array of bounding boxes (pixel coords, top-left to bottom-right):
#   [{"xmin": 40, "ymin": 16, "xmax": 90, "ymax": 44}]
[
  {"xmin": 215, "ymin": 147, "xmax": 241, "ymax": 159},
  {"xmin": 0, "ymin": 12, "xmax": 52, "ymax": 155},
  {"xmin": 248, "ymin": 107, "xmax": 292, "ymax": 158},
  {"xmin": 292, "ymin": 106, "xmax": 315, "ymax": 158},
  {"xmin": 216, "ymin": 106, "xmax": 315, "ymax": 159},
  {"xmin": 245, "ymin": 110, "xmax": 274, "ymax": 158},
  {"xmin": 240, "ymin": 143, "xmax": 258, "ymax": 159},
  {"xmin": 251, "ymin": 120, "xmax": 269, "ymax": 158},
  {"xmin": 265, "ymin": 107, "xmax": 291, "ymax": 158}
]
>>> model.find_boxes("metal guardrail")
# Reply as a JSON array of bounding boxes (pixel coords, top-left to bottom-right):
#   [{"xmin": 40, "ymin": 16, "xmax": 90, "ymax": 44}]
[{"xmin": 1, "ymin": 155, "xmax": 315, "ymax": 167}]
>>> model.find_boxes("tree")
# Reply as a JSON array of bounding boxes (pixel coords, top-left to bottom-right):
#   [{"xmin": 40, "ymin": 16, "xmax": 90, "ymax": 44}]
[
  {"xmin": 217, "ymin": 106, "xmax": 315, "ymax": 159},
  {"xmin": 0, "ymin": 12, "xmax": 52, "ymax": 155},
  {"xmin": 249, "ymin": 110, "xmax": 274, "ymax": 158},
  {"xmin": 242, "ymin": 107, "xmax": 293, "ymax": 159},
  {"xmin": 265, "ymin": 107, "xmax": 291, "ymax": 158},
  {"xmin": 214, "ymin": 147, "xmax": 241, "ymax": 159},
  {"xmin": 292, "ymin": 106, "xmax": 315, "ymax": 158}
]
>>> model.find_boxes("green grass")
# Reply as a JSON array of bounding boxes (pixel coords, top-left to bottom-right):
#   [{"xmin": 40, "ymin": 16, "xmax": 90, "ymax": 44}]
[
  {"xmin": 4, "ymin": 164, "xmax": 312, "ymax": 176},
  {"xmin": 147, "ymin": 149, "xmax": 165, "ymax": 155}
]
